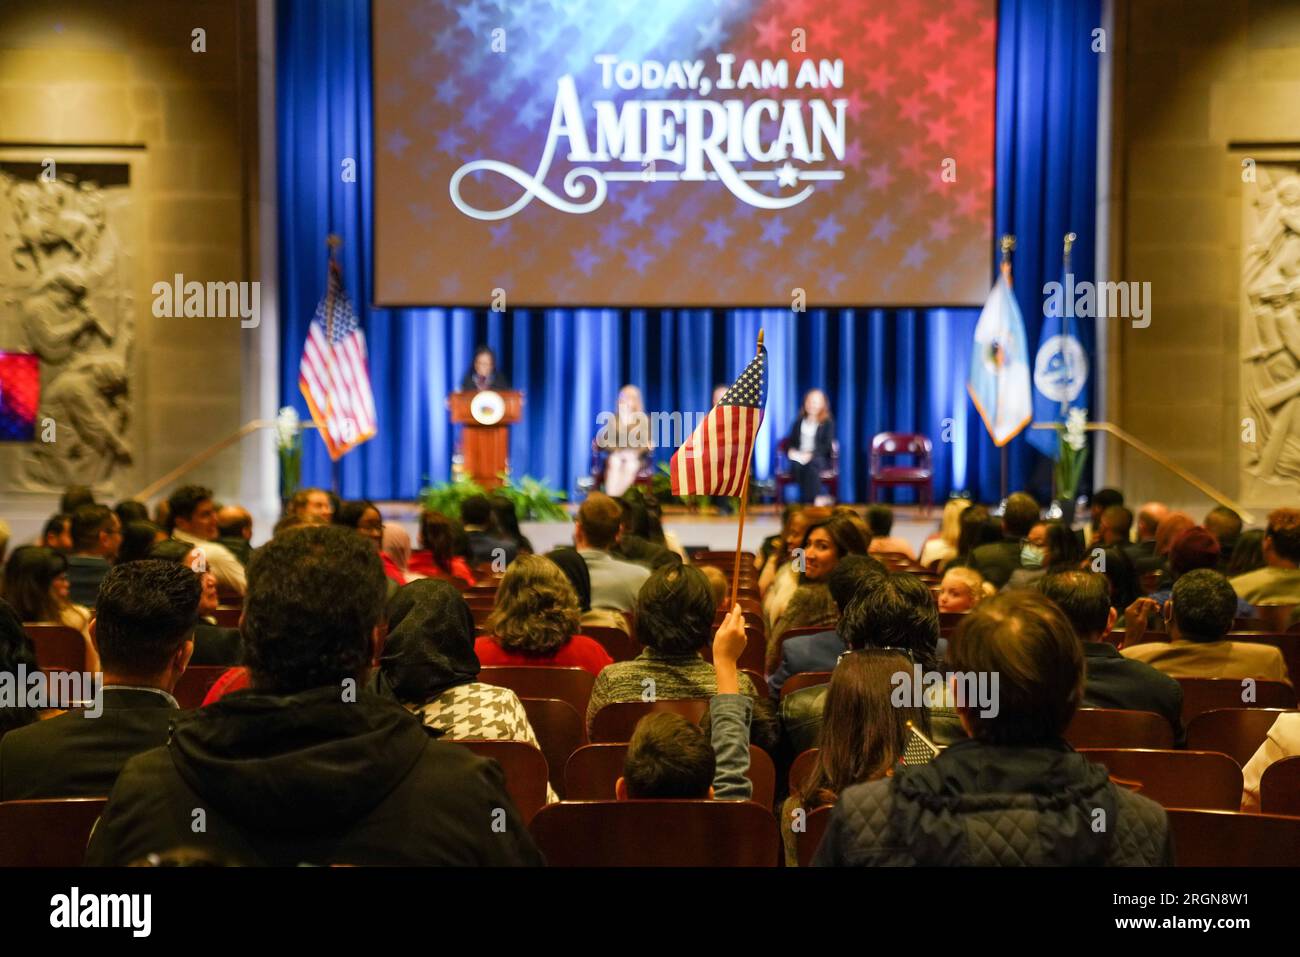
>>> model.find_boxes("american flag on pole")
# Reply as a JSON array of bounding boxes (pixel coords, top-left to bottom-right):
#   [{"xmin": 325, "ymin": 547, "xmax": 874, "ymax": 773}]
[
  {"xmin": 670, "ymin": 342, "xmax": 767, "ymax": 497},
  {"xmin": 298, "ymin": 260, "xmax": 377, "ymax": 460}
]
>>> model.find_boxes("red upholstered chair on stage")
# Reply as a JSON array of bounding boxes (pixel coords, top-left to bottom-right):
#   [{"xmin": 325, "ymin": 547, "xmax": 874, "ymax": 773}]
[
  {"xmin": 774, "ymin": 438, "xmax": 839, "ymax": 502},
  {"xmin": 868, "ymin": 432, "xmax": 933, "ymax": 510}
]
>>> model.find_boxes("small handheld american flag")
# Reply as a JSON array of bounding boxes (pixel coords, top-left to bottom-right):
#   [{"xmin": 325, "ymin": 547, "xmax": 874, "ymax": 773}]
[
  {"xmin": 670, "ymin": 337, "xmax": 767, "ymax": 498},
  {"xmin": 298, "ymin": 257, "xmax": 377, "ymax": 461}
]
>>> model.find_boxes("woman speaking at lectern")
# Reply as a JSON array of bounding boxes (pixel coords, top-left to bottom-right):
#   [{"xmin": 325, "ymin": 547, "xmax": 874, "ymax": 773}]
[{"xmin": 460, "ymin": 345, "xmax": 510, "ymax": 392}]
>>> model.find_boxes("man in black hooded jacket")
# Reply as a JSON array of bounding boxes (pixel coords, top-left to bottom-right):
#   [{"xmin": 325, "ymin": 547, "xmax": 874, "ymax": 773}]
[
  {"xmin": 86, "ymin": 525, "xmax": 542, "ymax": 866},
  {"xmin": 814, "ymin": 590, "xmax": 1171, "ymax": 866}
]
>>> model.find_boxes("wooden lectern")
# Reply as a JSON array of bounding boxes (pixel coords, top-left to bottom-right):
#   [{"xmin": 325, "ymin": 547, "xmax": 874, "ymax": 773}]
[{"xmin": 447, "ymin": 390, "xmax": 524, "ymax": 490}]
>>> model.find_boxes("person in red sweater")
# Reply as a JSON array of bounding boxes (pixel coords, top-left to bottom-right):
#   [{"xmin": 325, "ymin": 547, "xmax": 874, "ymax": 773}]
[
  {"xmin": 408, "ymin": 511, "xmax": 476, "ymax": 587},
  {"xmin": 475, "ymin": 555, "xmax": 613, "ymax": 675}
]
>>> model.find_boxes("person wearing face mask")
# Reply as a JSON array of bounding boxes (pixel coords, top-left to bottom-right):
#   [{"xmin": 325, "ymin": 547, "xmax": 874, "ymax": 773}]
[{"xmin": 1006, "ymin": 520, "xmax": 1084, "ymax": 590}]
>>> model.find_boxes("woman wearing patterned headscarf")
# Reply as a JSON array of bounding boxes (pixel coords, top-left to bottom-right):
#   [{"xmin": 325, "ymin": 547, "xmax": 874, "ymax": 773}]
[{"xmin": 373, "ymin": 578, "xmax": 556, "ymax": 802}]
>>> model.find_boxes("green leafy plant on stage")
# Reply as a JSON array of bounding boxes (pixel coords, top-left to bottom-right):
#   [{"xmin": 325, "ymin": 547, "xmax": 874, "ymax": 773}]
[
  {"xmin": 419, "ymin": 474, "xmax": 568, "ymax": 522},
  {"xmin": 653, "ymin": 462, "xmax": 740, "ymax": 511}
]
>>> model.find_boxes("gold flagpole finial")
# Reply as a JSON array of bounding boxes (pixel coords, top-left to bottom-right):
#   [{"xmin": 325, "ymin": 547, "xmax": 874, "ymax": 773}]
[
  {"xmin": 999, "ymin": 234, "xmax": 1016, "ymax": 282},
  {"xmin": 326, "ymin": 234, "xmax": 342, "ymax": 258},
  {"xmin": 757, "ymin": 328, "xmax": 765, "ymax": 351},
  {"xmin": 1063, "ymin": 231, "xmax": 1077, "ymax": 272}
]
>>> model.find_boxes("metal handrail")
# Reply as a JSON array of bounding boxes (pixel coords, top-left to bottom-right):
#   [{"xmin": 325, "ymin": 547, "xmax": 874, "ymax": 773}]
[{"xmin": 1032, "ymin": 421, "xmax": 1253, "ymax": 525}]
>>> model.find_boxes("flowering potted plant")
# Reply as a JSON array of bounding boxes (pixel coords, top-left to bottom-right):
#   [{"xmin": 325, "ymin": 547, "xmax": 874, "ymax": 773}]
[
  {"xmin": 276, "ymin": 406, "xmax": 302, "ymax": 505},
  {"xmin": 1052, "ymin": 407, "xmax": 1088, "ymax": 523}
]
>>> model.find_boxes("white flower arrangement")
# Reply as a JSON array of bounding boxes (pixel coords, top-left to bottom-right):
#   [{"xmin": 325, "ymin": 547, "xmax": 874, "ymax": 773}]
[
  {"xmin": 1055, "ymin": 407, "xmax": 1089, "ymax": 501},
  {"xmin": 276, "ymin": 406, "xmax": 303, "ymax": 502}
]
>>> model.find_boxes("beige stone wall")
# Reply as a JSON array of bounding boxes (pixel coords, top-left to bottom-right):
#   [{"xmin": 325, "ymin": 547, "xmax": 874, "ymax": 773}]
[
  {"xmin": 0, "ymin": 0, "xmax": 257, "ymax": 526},
  {"xmin": 1112, "ymin": 0, "xmax": 1300, "ymax": 522}
]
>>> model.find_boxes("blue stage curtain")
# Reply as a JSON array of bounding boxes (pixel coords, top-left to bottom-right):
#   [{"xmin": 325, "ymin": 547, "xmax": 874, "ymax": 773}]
[{"xmin": 278, "ymin": 0, "xmax": 1099, "ymax": 505}]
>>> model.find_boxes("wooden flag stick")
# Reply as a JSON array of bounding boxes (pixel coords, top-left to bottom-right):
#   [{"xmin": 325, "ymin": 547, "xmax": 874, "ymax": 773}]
[{"xmin": 729, "ymin": 329, "xmax": 764, "ymax": 609}]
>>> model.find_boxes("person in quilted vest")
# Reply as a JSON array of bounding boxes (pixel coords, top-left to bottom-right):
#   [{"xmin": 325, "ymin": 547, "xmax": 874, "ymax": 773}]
[{"xmin": 814, "ymin": 590, "xmax": 1172, "ymax": 866}]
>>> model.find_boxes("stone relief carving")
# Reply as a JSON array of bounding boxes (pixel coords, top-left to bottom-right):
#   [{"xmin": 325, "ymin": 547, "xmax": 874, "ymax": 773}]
[{"xmin": 0, "ymin": 164, "xmax": 133, "ymax": 491}]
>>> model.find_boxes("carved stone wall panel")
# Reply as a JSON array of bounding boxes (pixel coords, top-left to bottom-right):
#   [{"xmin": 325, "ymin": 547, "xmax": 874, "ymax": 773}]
[
  {"xmin": 0, "ymin": 159, "xmax": 135, "ymax": 495},
  {"xmin": 1241, "ymin": 160, "xmax": 1300, "ymax": 507}
]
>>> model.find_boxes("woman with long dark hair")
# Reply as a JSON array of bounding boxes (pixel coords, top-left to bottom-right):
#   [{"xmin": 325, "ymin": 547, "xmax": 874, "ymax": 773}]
[
  {"xmin": 768, "ymin": 515, "xmax": 870, "ymax": 670},
  {"xmin": 0, "ymin": 600, "xmax": 40, "ymax": 739},
  {"xmin": 2, "ymin": 545, "xmax": 98, "ymax": 670},
  {"xmin": 409, "ymin": 510, "xmax": 476, "ymax": 586},
  {"xmin": 782, "ymin": 649, "xmax": 926, "ymax": 865}
]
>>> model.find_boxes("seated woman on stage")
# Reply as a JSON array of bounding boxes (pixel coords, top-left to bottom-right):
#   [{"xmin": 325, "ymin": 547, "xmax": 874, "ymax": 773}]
[
  {"xmin": 601, "ymin": 384, "xmax": 651, "ymax": 498},
  {"xmin": 476, "ymin": 555, "xmax": 614, "ymax": 676},
  {"xmin": 408, "ymin": 510, "xmax": 476, "ymax": 587},
  {"xmin": 783, "ymin": 389, "xmax": 835, "ymax": 504},
  {"xmin": 460, "ymin": 345, "xmax": 510, "ymax": 392}
]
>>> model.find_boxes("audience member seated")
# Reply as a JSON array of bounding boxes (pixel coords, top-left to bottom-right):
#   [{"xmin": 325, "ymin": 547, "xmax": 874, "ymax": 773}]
[
  {"xmin": 168, "ymin": 485, "xmax": 246, "ymax": 596},
  {"xmin": 783, "ymin": 571, "xmax": 956, "ymax": 757},
  {"xmin": 85, "ymin": 525, "xmax": 543, "ymax": 866},
  {"xmin": 969, "ymin": 492, "xmax": 1040, "ymax": 588},
  {"xmin": 1230, "ymin": 507, "xmax": 1300, "ymax": 606},
  {"xmin": 613, "ymin": 497, "xmax": 677, "ymax": 569},
  {"xmin": 918, "ymin": 498, "xmax": 970, "ymax": 570},
  {"xmin": 1087, "ymin": 487, "xmax": 1124, "ymax": 545},
  {"xmin": 1240, "ymin": 712, "xmax": 1300, "ymax": 811},
  {"xmin": 1149, "ymin": 527, "xmax": 1254, "ymax": 618},
  {"xmin": 118, "ymin": 521, "xmax": 167, "ymax": 564},
  {"xmin": 215, "ymin": 505, "xmax": 254, "ymax": 566},
  {"xmin": 586, "ymin": 564, "xmax": 777, "ymax": 749},
  {"xmin": 759, "ymin": 506, "xmax": 821, "ymax": 617},
  {"xmin": 336, "ymin": 500, "xmax": 403, "ymax": 587},
  {"xmin": 66, "ymin": 504, "xmax": 122, "ymax": 607},
  {"xmin": 1096, "ymin": 504, "xmax": 1133, "ymax": 551},
  {"xmin": 814, "ymin": 590, "xmax": 1171, "ymax": 866},
  {"xmin": 1227, "ymin": 529, "xmax": 1266, "ymax": 578},
  {"xmin": 41, "ymin": 513, "xmax": 73, "ymax": 554},
  {"xmin": 60, "ymin": 485, "xmax": 95, "ymax": 514},
  {"xmin": 3, "ymin": 546, "xmax": 96, "ymax": 665},
  {"xmin": 756, "ymin": 505, "xmax": 802, "ymax": 573},
  {"xmin": 375, "ymin": 577, "xmax": 557, "ymax": 803},
  {"xmin": 782, "ymin": 649, "xmax": 923, "ymax": 865},
  {"xmin": 114, "ymin": 500, "xmax": 150, "ymax": 526},
  {"xmin": 0, "ymin": 520, "xmax": 8, "ymax": 566},
  {"xmin": 938, "ymin": 567, "xmax": 993, "ymax": 612},
  {"xmin": 699, "ymin": 565, "xmax": 729, "ymax": 613},
  {"xmin": 284, "ymin": 487, "xmax": 335, "ymax": 525},
  {"xmin": 768, "ymin": 514, "xmax": 869, "ymax": 655},
  {"xmin": 611, "ymin": 607, "xmax": 754, "ymax": 803},
  {"xmin": 475, "ymin": 554, "xmax": 613, "ymax": 675},
  {"xmin": 408, "ymin": 510, "xmax": 475, "ymax": 586},
  {"xmin": 1006, "ymin": 520, "xmax": 1084, "ymax": 589},
  {"xmin": 942, "ymin": 504, "xmax": 998, "ymax": 572},
  {"xmin": 1038, "ymin": 571, "xmax": 1184, "ymax": 745},
  {"xmin": 1133, "ymin": 501, "xmax": 1168, "ymax": 560},
  {"xmin": 381, "ymin": 524, "xmax": 420, "ymax": 582},
  {"xmin": 616, "ymin": 712, "xmax": 716, "ymax": 799},
  {"xmin": 1204, "ymin": 505, "xmax": 1243, "ymax": 570},
  {"xmin": 546, "ymin": 546, "xmax": 631, "ymax": 635},
  {"xmin": 148, "ymin": 540, "xmax": 241, "ymax": 666},
  {"xmin": 1123, "ymin": 568, "xmax": 1289, "ymax": 683},
  {"xmin": 574, "ymin": 492, "xmax": 649, "ymax": 614},
  {"xmin": 1152, "ymin": 511, "xmax": 1195, "ymax": 568},
  {"xmin": 768, "ymin": 555, "xmax": 884, "ymax": 698},
  {"xmin": 0, "ymin": 561, "xmax": 199, "ymax": 800},
  {"xmin": 489, "ymin": 495, "xmax": 534, "ymax": 556},
  {"xmin": 865, "ymin": 504, "xmax": 916, "ymax": 562},
  {"xmin": 0, "ymin": 601, "xmax": 40, "ymax": 739},
  {"xmin": 460, "ymin": 494, "xmax": 517, "ymax": 568},
  {"xmin": 1098, "ymin": 545, "xmax": 1143, "ymax": 619}
]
